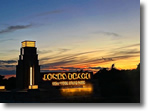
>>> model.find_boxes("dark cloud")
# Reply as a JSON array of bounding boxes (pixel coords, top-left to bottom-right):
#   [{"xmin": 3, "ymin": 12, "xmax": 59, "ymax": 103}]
[
  {"xmin": 102, "ymin": 57, "xmax": 113, "ymax": 61},
  {"xmin": 110, "ymin": 48, "xmax": 140, "ymax": 57},
  {"xmin": 0, "ymin": 24, "xmax": 32, "ymax": 34},
  {"xmin": 94, "ymin": 31, "xmax": 120, "ymax": 37},
  {"xmin": 0, "ymin": 65, "xmax": 15, "ymax": 68},
  {"xmin": 60, "ymin": 67, "xmax": 81, "ymax": 70},
  {"xmin": 0, "ymin": 69, "xmax": 16, "ymax": 75},
  {"xmin": 114, "ymin": 50, "xmax": 140, "ymax": 55},
  {"xmin": 0, "ymin": 60, "xmax": 17, "ymax": 64},
  {"xmin": 41, "ymin": 60, "xmax": 75, "ymax": 68},
  {"xmin": 36, "ymin": 10, "xmax": 63, "ymax": 17},
  {"xmin": 68, "ymin": 69, "xmax": 82, "ymax": 72},
  {"xmin": 40, "ymin": 66, "xmax": 84, "ymax": 72},
  {"xmin": 88, "ymin": 67, "xmax": 102, "ymax": 69},
  {"xmin": 60, "ymin": 67, "xmax": 84, "ymax": 71},
  {"xmin": 40, "ymin": 70, "xmax": 68, "ymax": 73},
  {"xmin": 111, "ymin": 55, "xmax": 139, "ymax": 60}
]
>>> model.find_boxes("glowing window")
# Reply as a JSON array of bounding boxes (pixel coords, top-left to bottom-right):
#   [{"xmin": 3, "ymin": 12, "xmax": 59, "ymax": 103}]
[
  {"xmin": 0, "ymin": 86, "xmax": 5, "ymax": 90},
  {"xmin": 22, "ymin": 41, "xmax": 35, "ymax": 47},
  {"xmin": 29, "ymin": 85, "xmax": 38, "ymax": 89}
]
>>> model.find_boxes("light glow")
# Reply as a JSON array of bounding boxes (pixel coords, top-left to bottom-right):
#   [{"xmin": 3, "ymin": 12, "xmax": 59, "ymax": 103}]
[
  {"xmin": 0, "ymin": 86, "xmax": 5, "ymax": 90},
  {"xmin": 22, "ymin": 41, "xmax": 35, "ymax": 47},
  {"xmin": 60, "ymin": 84, "xmax": 93, "ymax": 96},
  {"xmin": 28, "ymin": 85, "xmax": 38, "ymax": 89},
  {"xmin": 52, "ymin": 80, "xmax": 85, "ymax": 86}
]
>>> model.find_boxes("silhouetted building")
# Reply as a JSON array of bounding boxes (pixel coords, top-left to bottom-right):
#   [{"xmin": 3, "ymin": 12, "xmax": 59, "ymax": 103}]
[{"xmin": 16, "ymin": 41, "xmax": 40, "ymax": 89}]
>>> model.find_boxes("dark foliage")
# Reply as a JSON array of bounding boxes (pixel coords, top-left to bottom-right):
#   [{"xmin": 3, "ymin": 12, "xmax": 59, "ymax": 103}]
[
  {"xmin": 0, "ymin": 75, "xmax": 16, "ymax": 90},
  {"xmin": 94, "ymin": 63, "xmax": 140, "ymax": 102}
]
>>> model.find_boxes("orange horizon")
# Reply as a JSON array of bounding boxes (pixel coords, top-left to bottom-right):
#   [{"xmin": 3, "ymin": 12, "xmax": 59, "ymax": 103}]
[{"xmin": 3, "ymin": 62, "xmax": 140, "ymax": 79}]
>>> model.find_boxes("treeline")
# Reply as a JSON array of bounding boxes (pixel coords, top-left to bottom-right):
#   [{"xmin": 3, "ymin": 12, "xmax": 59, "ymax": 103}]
[
  {"xmin": 0, "ymin": 75, "xmax": 16, "ymax": 90},
  {"xmin": 93, "ymin": 63, "xmax": 140, "ymax": 102}
]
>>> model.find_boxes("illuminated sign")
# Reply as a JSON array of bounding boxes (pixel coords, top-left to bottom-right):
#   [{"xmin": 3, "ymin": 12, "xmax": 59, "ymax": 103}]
[
  {"xmin": 42, "ymin": 72, "xmax": 92, "ymax": 86},
  {"xmin": 42, "ymin": 72, "xmax": 91, "ymax": 81},
  {"xmin": 52, "ymin": 81, "xmax": 86, "ymax": 86}
]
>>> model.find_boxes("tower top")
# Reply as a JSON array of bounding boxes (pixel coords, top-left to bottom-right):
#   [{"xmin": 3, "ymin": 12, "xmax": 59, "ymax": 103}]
[{"xmin": 21, "ymin": 40, "xmax": 36, "ymax": 47}]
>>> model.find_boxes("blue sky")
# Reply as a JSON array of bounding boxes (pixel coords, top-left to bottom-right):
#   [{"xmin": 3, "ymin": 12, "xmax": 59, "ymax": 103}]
[{"xmin": 0, "ymin": 0, "xmax": 140, "ymax": 77}]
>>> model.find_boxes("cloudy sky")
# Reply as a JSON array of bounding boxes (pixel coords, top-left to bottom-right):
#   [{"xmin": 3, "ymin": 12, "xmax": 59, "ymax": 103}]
[{"xmin": 0, "ymin": 0, "xmax": 140, "ymax": 78}]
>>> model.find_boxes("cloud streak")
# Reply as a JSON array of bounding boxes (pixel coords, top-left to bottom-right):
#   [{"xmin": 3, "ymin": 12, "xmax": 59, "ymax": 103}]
[
  {"xmin": 58, "ymin": 48, "xmax": 71, "ymax": 53},
  {"xmin": 94, "ymin": 31, "xmax": 120, "ymax": 37},
  {"xmin": 42, "ymin": 60, "xmax": 75, "ymax": 68},
  {"xmin": 40, "ymin": 49, "xmax": 102, "ymax": 61},
  {"xmin": 0, "ymin": 69, "xmax": 15, "ymax": 75},
  {"xmin": 41, "ymin": 53, "xmax": 139, "ymax": 69},
  {"xmin": 0, "ymin": 24, "xmax": 32, "ymax": 34},
  {"xmin": 115, "ymin": 43, "xmax": 140, "ymax": 50},
  {"xmin": 0, "ymin": 39, "xmax": 17, "ymax": 43},
  {"xmin": 38, "ymin": 50, "xmax": 53, "ymax": 54},
  {"xmin": 113, "ymin": 50, "xmax": 140, "ymax": 55},
  {"xmin": 0, "ymin": 65, "xmax": 15, "ymax": 68},
  {"xmin": 88, "ymin": 66, "xmax": 102, "ymax": 69},
  {"xmin": 0, "ymin": 60, "xmax": 17, "ymax": 64},
  {"xmin": 39, "ymin": 43, "xmax": 140, "ymax": 70}
]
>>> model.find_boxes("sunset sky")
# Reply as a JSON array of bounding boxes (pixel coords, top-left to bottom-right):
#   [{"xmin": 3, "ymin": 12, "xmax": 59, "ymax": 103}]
[{"xmin": 0, "ymin": 0, "xmax": 140, "ymax": 78}]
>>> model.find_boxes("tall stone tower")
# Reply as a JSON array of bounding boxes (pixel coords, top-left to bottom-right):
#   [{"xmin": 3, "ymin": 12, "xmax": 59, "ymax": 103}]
[{"xmin": 16, "ymin": 41, "xmax": 40, "ymax": 90}]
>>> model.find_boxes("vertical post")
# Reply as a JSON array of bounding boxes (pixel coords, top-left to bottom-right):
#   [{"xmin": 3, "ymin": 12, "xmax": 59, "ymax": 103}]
[{"xmin": 30, "ymin": 67, "xmax": 33, "ymax": 86}]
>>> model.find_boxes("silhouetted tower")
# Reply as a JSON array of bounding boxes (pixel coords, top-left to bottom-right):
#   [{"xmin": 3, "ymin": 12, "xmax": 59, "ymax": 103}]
[{"xmin": 16, "ymin": 41, "xmax": 40, "ymax": 89}]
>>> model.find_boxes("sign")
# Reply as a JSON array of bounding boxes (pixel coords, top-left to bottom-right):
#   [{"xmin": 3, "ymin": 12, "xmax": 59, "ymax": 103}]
[{"xmin": 41, "ymin": 72, "xmax": 92, "ymax": 86}]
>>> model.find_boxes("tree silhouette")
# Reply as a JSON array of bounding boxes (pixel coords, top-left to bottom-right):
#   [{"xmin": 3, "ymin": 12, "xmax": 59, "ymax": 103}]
[
  {"xmin": 94, "ymin": 63, "xmax": 140, "ymax": 102},
  {"xmin": 0, "ymin": 75, "xmax": 16, "ymax": 90}
]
